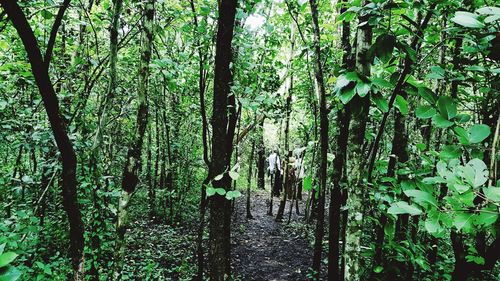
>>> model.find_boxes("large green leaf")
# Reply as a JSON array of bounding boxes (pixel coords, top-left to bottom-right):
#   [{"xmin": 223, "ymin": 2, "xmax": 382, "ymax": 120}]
[
  {"xmin": 355, "ymin": 82, "xmax": 371, "ymax": 97},
  {"xmin": 453, "ymin": 126, "xmax": 470, "ymax": 145},
  {"xmin": 404, "ymin": 189, "xmax": 437, "ymax": 207},
  {"xmin": 454, "ymin": 213, "xmax": 474, "ymax": 232},
  {"xmin": 425, "ymin": 214, "xmax": 445, "ymax": 237},
  {"xmin": 461, "ymin": 158, "xmax": 488, "ymax": 188},
  {"xmin": 475, "ymin": 206, "xmax": 498, "ymax": 227},
  {"xmin": 437, "ymin": 96, "xmax": 457, "ymax": 119},
  {"xmin": 0, "ymin": 253, "xmax": 18, "ymax": 268},
  {"xmin": 439, "ymin": 145, "xmax": 462, "ymax": 160},
  {"xmin": 338, "ymin": 87, "xmax": 356, "ymax": 104},
  {"xmin": 432, "ymin": 114, "xmax": 454, "ymax": 128},
  {"xmin": 415, "ymin": 105, "xmax": 436, "ymax": 119},
  {"xmin": 372, "ymin": 94, "xmax": 389, "ymax": 112},
  {"xmin": 468, "ymin": 124, "xmax": 491, "ymax": 143},
  {"xmin": 451, "ymin": 11, "xmax": 485, "ymax": 28},
  {"xmin": 483, "ymin": 187, "xmax": 500, "ymax": 202},
  {"xmin": 417, "ymin": 86, "xmax": 437, "ymax": 104},
  {"xmin": 372, "ymin": 77, "xmax": 392, "ymax": 88},
  {"xmin": 394, "ymin": 95, "xmax": 409, "ymax": 115},
  {"xmin": 388, "ymin": 201, "xmax": 422, "ymax": 216}
]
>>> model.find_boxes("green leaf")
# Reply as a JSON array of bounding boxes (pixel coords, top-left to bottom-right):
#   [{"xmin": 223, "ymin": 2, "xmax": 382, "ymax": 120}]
[
  {"xmin": 206, "ymin": 187, "xmax": 216, "ymax": 197},
  {"xmin": 417, "ymin": 86, "xmax": 437, "ymax": 104},
  {"xmin": 425, "ymin": 215, "xmax": 445, "ymax": 237},
  {"xmin": 0, "ymin": 253, "xmax": 18, "ymax": 268},
  {"xmin": 468, "ymin": 124, "xmax": 491, "ymax": 144},
  {"xmin": 355, "ymin": 82, "xmax": 371, "ymax": 97},
  {"xmin": 228, "ymin": 171, "xmax": 240, "ymax": 180},
  {"xmin": 476, "ymin": 6, "xmax": 500, "ymax": 15},
  {"xmin": 451, "ymin": 11, "xmax": 485, "ymax": 28},
  {"xmin": 403, "ymin": 189, "xmax": 437, "ymax": 207},
  {"xmin": 415, "ymin": 105, "xmax": 436, "ymax": 119},
  {"xmin": 426, "ymin": 66, "xmax": 445, "ymax": 80},
  {"xmin": 394, "ymin": 95, "xmax": 409, "ymax": 115},
  {"xmin": 215, "ymin": 188, "xmax": 226, "ymax": 196},
  {"xmin": 225, "ymin": 190, "xmax": 241, "ymax": 200},
  {"xmin": 338, "ymin": 87, "xmax": 356, "ymax": 104},
  {"xmin": 453, "ymin": 126, "xmax": 470, "ymax": 145},
  {"xmin": 432, "ymin": 114, "xmax": 454, "ymax": 128},
  {"xmin": 455, "ymin": 114, "xmax": 471, "ymax": 123},
  {"xmin": 0, "ymin": 266, "xmax": 21, "ymax": 281},
  {"xmin": 462, "ymin": 158, "xmax": 488, "ymax": 188},
  {"xmin": 483, "ymin": 187, "xmax": 500, "ymax": 202},
  {"xmin": 454, "ymin": 213, "xmax": 474, "ymax": 232},
  {"xmin": 335, "ymin": 74, "xmax": 350, "ymax": 90},
  {"xmin": 475, "ymin": 206, "xmax": 498, "ymax": 226},
  {"xmin": 345, "ymin": 71, "xmax": 360, "ymax": 82},
  {"xmin": 214, "ymin": 173, "xmax": 224, "ymax": 181},
  {"xmin": 439, "ymin": 145, "xmax": 462, "ymax": 160},
  {"xmin": 373, "ymin": 266, "xmax": 383, "ymax": 273},
  {"xmin": 372, "ymin": 77, "xmax": 392, "ymax": 88},
  {"xmin": 0, "ymin": 245, "xmax": 4, "ymax": 256},
  {"xmin": 372, "ymin": 94, "xmax": 388, "ymax": 112},
  {"xmin": 437, "ymin": 96, "xmax": 457, "ymax": 120},
  {"xmin": 206, "ymin": 187, "xmax": 226, "ymax": 197},
  {"xmin": 387, "ymin": 201, "xmax": 422, "ymax": 216}
]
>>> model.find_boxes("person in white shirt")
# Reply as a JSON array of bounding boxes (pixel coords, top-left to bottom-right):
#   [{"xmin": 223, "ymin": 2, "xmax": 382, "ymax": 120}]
[{"xmin": 267, "ymin": 150, "xmax": 282, "ymax": 196}]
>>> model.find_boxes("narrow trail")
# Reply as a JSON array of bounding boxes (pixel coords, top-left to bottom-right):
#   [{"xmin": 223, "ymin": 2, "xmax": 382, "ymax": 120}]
[{"xmin": 232, "ymin": 189, "xmax": 313, "ymax": 281}]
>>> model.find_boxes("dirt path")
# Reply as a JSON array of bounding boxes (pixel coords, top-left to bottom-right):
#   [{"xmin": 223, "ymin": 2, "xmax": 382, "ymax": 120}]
[{"xmin": 232, "ymin": 190, "xmax": 313, "ymax": 281}]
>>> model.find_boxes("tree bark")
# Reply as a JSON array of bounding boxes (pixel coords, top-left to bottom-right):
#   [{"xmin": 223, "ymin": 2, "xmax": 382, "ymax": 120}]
[
  {"xmin": 114, "ymin": 0, "xmax": 154, "ymax": 278},
  {"xmin": 208, "ymin": 0, "xmax": 238, "ymax": 279},
  {"xmin": 344, "ymin": 2, "xmax": 372, "ymax": 280}
]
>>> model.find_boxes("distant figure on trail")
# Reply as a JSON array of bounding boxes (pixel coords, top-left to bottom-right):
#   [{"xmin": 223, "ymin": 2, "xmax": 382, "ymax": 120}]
[
  {"xmin": 294, "ymin": 148, "xmax": 305, "ymax": 200},
  {"xmin": 285, "ymin": 156, "xmax": 297, "ymax": 198},
  {"xmin": 267, "ymin": 150, "xmax": 282, "ymax": 197}
]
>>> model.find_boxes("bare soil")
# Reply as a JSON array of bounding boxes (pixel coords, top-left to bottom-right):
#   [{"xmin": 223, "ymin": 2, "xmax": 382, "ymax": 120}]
[{"xmin": 232, "ymin": 190, "xmax": 313, "ymax": 281}]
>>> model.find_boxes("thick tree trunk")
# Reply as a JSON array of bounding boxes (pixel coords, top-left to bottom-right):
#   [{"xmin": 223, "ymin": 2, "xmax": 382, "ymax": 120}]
[
  {"xmin": 1, "ymin": 2, "xmax": 85, "ymax": 279},
  {"xmin": 114, "ymin": 0, "xmax": 154, "ymax": 278},
  {"xmin": 208, "ymin": 1, "xmax": 238, "ymax": 280},
  {"xmin": 309, "ymin": 0, "xmax": 329, "ymax": 279}
]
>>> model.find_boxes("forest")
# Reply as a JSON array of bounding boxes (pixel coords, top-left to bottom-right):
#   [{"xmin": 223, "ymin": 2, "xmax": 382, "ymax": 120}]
[{"xmin": 0, "ymin": 0, "xmax": 499, "ymax": 280}]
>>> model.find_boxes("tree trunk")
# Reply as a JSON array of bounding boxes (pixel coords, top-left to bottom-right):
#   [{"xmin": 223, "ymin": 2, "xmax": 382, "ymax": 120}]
[
  {"xmin": 257, "ymin": 118, "xmax": 266, "ymax": 190},
  {"xmin": 344, "ymin": 1, "xmax": 372, "ymax": 280},
  {"xmin": 247, "ymin": 139, "xmax": 255, "ymax": 219},
  {"xmin": 276, "ymin": 22, "xmax": 296, "ymax": 222},
  {"xmin": 1, "ymin": 2, "xmax": 85, "ymax": 279},
  {"xmin": 208, "ymin": 0, "xmax": 238, "ymax": 279},
  {"xmin": 114, "ymin": 0, "xmax": 154, "ymax": 278},
  {"xmin": 309, "ymin": 0, "xmax": 329, "ymax": 279}
]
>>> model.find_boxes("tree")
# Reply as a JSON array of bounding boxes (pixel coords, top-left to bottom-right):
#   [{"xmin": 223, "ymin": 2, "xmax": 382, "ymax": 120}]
[
  {"xmin": 0, "ymin": 1, "xmax": 85, "ymax": 279},
  {"xmin": 114, "ymin": 0, "xmax": 155, "ymax": 278},
  {"xmin": 208, "ymin": 0, "xmax": 238, "ymax": 279}
]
